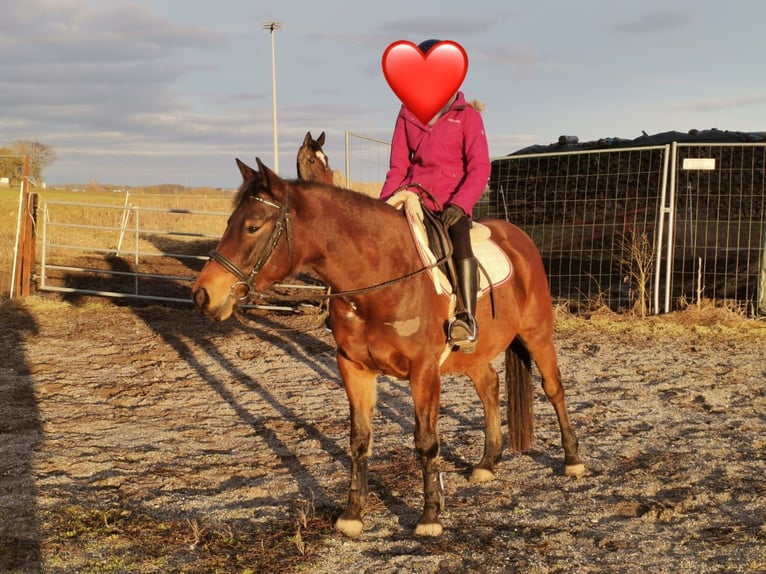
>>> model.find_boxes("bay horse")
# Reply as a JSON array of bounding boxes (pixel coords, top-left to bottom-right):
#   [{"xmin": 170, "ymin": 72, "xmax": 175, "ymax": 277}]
[
  {"xmin": 192, "ymin": 158, "xmax": 583, "ymax": 537},
  {"xmin": 296, "ymin": 131, "xmax": 334, "ymax": 185}
]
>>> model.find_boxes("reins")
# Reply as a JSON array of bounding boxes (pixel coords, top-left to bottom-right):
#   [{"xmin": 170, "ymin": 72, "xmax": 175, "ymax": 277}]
[{"xmin": 261, "ymin": 248, "xmax": 453, "ymax": 303}]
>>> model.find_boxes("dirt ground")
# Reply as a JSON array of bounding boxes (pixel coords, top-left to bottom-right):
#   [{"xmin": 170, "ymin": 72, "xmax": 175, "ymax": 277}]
[{"xmin": 1, "ymin": 296, "xmax": 764, "ymax": 573}]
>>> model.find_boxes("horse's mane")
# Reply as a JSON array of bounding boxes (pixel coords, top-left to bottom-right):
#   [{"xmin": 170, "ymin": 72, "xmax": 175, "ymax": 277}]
[{"xmin": 232, "ymin": 174, "xmax": 388, "ymax": 215}]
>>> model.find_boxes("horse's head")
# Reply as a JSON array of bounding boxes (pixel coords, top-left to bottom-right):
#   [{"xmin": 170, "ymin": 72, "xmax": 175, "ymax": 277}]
[
  {"xmin": 192, "ymin": 158, "xmax": 294, "ymax": 321},
  {"xmin": 296, "ymin": 131, "xmax": 334, "ymax": 185}
]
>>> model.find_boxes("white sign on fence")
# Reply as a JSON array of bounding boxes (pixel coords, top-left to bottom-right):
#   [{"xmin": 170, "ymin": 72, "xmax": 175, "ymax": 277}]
[{"xmin": 682, "ymin": 158, "xmax": 716, "ymax": 170}]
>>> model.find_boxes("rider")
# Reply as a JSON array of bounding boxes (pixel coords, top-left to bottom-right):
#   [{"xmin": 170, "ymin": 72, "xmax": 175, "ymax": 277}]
[{"xmin": 380, "ymin": 39, "xmax": 491, "ymax": 350}]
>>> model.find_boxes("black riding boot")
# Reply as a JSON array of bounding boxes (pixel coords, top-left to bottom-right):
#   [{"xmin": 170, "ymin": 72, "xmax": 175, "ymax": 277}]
[{"xmin": 448, "ymin": 257, "xmax": 478, "ymax": 352}]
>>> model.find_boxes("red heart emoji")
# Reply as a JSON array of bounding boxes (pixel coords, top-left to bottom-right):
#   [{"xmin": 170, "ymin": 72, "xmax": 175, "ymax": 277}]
[{"xmin": 382, "ymin": 40, "xmax": 469, "ymax": 125}]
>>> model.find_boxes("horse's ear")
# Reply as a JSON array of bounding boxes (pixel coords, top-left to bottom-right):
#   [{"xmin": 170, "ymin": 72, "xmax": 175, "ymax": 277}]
[
  {"xmin": 235, "ymin": 158, "xmax": 257, "ymax": 182},
  {"xmin": 317, "ymin": 131, "xmax": 325, "ymax": 146},
  {"xmin": 254, "ymin": 157, "xmax": 281, "ymax": 192},
  {"xmin": 303, "ymin": 132, "xmax": 312, "ymax": 146},
  {"xmin": 255, "ymin": 157, "xmax": 268, "ymax": 177}
]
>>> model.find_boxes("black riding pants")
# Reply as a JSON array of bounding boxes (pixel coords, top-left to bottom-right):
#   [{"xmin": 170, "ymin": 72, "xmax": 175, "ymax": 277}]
[{"xmin": 447, "ymin": 216, "xmax": 474, "ymax": 261}]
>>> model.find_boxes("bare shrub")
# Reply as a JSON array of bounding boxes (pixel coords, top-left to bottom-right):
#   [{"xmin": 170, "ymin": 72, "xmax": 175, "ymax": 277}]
[{"xmin": 618, "ymin": 231, "xmax": 655, "ymax": 317}]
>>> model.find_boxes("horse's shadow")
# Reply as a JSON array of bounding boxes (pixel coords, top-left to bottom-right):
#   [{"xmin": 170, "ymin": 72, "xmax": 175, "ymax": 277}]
[{"xmin": 0, "ymin": 300, "xmax": 42, "ymax": 572}]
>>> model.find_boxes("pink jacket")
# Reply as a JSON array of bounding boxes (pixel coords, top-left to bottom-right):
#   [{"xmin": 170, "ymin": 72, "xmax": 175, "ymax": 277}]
[{"xmin": 379, "ymin": 91, "xmax": 491, "ymax": 215}]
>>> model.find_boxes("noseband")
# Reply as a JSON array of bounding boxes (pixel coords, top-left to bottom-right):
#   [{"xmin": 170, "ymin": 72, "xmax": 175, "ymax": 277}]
[{"xmin": 208, "ymin": 193, "xmax": 293, "ymax": 302}]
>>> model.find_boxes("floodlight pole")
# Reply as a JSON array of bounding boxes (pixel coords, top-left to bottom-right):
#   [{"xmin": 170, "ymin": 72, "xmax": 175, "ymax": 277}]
[{"xmin": 263, "ymin": 21, "xmax": 282, "ymax": 174}]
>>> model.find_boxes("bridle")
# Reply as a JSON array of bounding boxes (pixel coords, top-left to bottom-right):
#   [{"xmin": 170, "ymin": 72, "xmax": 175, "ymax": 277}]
[{"xmin": 208, "ymin": 193, "xmax": 293, "ymax": 302}]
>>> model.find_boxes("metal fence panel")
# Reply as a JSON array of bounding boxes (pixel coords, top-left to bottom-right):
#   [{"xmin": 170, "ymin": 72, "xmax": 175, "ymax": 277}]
[
  {"xmin": 39, "ymin": 199, "xmax": 228, "ymax": 304},
  {"xmin": 344, "ymin": 131, "xmax": 390, "ymax": 188},
  {"xmin": 344, "ymin": 135, "xmax": 766, "ymax": 315},
  {"xmin": 487, "ymin": 146, "xmax": 669, "ymax": 314},
  {"xmin": 669, "ymin": 143, "xmax": 766, "ymax": 315}
]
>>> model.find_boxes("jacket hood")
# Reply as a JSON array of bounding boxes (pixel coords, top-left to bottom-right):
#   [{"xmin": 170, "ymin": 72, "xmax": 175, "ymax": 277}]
[{"xmin": 398, "ymin": 91, "xmax": 484, "ymax": 125}]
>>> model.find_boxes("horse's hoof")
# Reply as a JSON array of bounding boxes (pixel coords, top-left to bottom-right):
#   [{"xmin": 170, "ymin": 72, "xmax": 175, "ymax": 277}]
[
  {"xmin": 469, "ymin": 468, "xmax": 495, "ymax": 483},
  {"xmin": 414, "ymin": 522, "xmax": 443, "ymax": 537},
  {"xmin": 565, "ymin": 463, "xmax": 585, "ymax": 478},
  {"xmin": 335, "ymin": 517, "xmax": 364, "ymax": 538}
]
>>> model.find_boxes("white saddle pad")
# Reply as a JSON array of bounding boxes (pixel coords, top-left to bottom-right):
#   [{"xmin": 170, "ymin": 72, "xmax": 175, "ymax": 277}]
[{"xmin": 387, "ymin": 191, "xmax": 513, "ymax": 297}]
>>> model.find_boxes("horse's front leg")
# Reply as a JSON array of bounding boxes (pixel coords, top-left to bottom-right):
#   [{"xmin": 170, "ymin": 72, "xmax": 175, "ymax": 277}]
[
  {"xmin": 410, "ymin": 360, "xmax": 445, "ymax": 536},
  {"xmin": 334, "ymin": 354, "xmax": 378, "ymax": 538}
]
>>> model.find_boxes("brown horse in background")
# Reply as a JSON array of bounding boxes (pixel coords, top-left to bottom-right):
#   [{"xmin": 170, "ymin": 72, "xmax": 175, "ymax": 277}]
[
  {"xmin": 192, "ymin": 158, "xmax": 583, "ymax": 537},
  {"xmin": 296, "ymin": 131, "xmax": 334, "ymax": 185}
]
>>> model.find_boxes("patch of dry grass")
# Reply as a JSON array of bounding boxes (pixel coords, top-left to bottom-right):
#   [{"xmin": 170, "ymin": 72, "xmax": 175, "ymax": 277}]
[
  {"xmin": 35, "ymin": 501, "xmax": 337, "ymax": 574},
  {"xmin": 554, "ymin": 299, "xmax": 765, "ymax": 342}
]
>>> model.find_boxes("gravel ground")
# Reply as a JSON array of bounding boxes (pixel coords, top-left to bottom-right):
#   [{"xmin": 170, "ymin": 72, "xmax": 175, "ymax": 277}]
[{"xmin": 1, "ymin": 298, "xmax": 764, "ymax": 573}]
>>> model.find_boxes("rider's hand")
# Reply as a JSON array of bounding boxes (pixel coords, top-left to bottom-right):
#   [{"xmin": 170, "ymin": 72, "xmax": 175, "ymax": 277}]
[{"xmin": 440, "ymin": 204, "xmax": 466, "ymax": 228}]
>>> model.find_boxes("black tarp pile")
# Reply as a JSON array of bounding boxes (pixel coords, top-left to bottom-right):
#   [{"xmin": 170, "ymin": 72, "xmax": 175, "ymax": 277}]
[{"xmin": 510, "ymin": 128, "xmax": 766, "ymax": 156}]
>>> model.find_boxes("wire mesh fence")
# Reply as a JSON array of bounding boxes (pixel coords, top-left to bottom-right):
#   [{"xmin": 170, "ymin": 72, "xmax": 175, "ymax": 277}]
[
  {"xmin": 344, "ymin": 133, "xmax": 766, "ymax": 315},
  {"xmin": 487, "ymin": 143, "xmax": 766, "ymax": 315},
  {"xmin": 670, "ymin": 144, "xmax": 766, "ymax": 315},
  {"xmin": 486, "ymin": 146, "xmax": 668, "ymax": 314},
  {"xmin": 344, "ymin": 131, "xmax": 390, "ymax": 197}
]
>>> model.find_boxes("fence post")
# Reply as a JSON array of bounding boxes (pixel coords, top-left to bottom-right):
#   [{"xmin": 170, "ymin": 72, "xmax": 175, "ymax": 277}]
[
  {"xmin": 115, "ymin": 190, "xmax": 132, "ymax": 254},
  {"xmin": 652, "ymin": 145, "xmax": 671, "ymax": 315},
  {"xmin": 662, "ymin": 142, "xmax": 679, "ymax": 313},
  {"xmin": 759, "ymin": 224, "xmax": 766, "ymax": 315},
  {"xmin": 12, "ymin": 155, "xmax": 33, "ymax": 297},
  {"xmin": 345, "ymin": 130, "xmax": 351, "ymax": 189}
]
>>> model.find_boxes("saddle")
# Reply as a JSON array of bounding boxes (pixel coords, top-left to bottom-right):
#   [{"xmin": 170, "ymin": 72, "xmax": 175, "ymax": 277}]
[{"xmin": 386, "ymin": 191, "xmax": 513, "ymax": 299}]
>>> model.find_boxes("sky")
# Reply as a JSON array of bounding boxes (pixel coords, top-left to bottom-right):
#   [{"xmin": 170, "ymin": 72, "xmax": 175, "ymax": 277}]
[{"xmin": 2, "ymin": 0, "xmax": 766, "ymax": 188}]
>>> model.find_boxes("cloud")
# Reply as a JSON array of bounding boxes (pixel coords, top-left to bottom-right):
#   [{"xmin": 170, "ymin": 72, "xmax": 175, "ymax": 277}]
[
  {"xmin": 479, "ymin": 44, "xmax": 543, "ymax": 68},
  {"xmin": 0, "ymin": 0, "xmax": 244, "ymax": 179},
  {"xmin": 375, "ymin": 16, "xmax": 496, "ymax": 37},
  {"xmin": 674, "ymin": 94, "xmax": 766, "ymax": 111},
  {"xmin": 613, "ymin": 9, "xmax": 692, "ymax": 34},
  {"xmin": 0, "ymin": 1, "xmax": 226, "ymax": 113}
]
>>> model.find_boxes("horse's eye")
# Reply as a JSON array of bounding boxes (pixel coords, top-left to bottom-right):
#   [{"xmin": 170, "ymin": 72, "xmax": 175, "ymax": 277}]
[{"xmin": 246, "ymin": 225, "xmax": 259, "ymax": 234}]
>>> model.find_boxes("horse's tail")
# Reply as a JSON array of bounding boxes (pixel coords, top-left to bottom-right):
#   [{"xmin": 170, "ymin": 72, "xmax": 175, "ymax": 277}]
[{"xmin": 505, "ymin": 337, "xmax": 534, "ymax": 452}]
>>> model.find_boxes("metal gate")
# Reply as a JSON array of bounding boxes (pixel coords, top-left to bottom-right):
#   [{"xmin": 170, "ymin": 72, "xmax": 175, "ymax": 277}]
[{"xmin": 37, "ymin": 197, "xmax": 326, "ymax": 310}]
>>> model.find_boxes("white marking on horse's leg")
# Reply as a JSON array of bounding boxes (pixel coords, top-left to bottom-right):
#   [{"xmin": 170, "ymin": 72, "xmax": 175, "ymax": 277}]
[
  {"xmin": 469, "ymin": 468, "xmax": 495, "ymax": 483},
  {"xmin": 335, "ymin": 517, "xmax": 364, "ymax": 538},
  {"xmin": 565, "ymin": 463, "xmax": 585, "ymax": 478},
  {"xmin": 414, "ymin": 522, "xmax": 443, "ymax": 537}
]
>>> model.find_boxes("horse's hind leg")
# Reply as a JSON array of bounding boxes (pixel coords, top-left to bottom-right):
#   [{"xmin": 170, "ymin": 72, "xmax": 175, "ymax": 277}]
[
  {"xmin": 525, "ymin": 335, "xmax": 584, "ymax": 477},
  {"xmin": 335, "ymin": 355, "xmax": 378, "ymax": 538},
  {"xmin": 466, "ymin": 363, "xmax": 502, "ymax": 483}
]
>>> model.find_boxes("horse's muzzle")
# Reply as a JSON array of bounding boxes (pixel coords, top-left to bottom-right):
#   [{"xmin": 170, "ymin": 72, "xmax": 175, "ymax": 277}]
[{"xmin": 192, "ymin": 286, "xmax": 210, "ymax": 314}]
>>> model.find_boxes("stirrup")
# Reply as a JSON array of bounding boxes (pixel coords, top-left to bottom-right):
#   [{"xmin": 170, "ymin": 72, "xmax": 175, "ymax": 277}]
[{"xmin": 448, "ymin": 313, "xmax": 477, "ymax": 353}]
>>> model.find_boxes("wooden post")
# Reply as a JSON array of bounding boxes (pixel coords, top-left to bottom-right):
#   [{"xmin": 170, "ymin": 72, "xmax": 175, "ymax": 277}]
[{"xmin": 13, "ymin": 155, "xmax": 33, "ymax": 297}]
